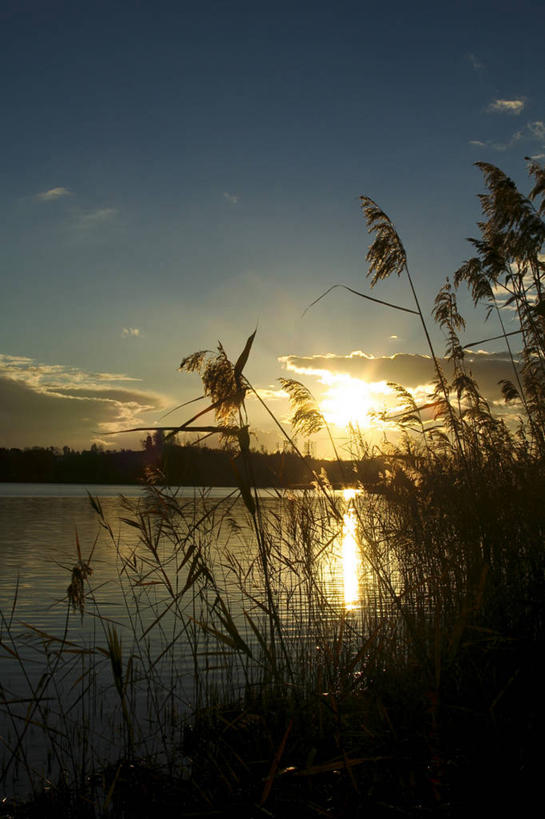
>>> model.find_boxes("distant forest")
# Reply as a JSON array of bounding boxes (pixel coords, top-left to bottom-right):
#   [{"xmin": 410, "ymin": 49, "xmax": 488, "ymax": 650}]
[{"xmin": 0, "ymin": 435, "xmax": 365, "ymax": 488}]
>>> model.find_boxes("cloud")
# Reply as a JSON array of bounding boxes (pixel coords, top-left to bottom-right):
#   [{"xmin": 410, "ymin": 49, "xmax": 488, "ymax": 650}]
[
  {"xmin": 279, "ymin": 349, "xmax": 520, "ymax": 405},
  {"xmin": 487, "ymin": 99, "xmax": 525, "ymax": 115},
  {"xmin": 49, "ymin": 386, "xmax": 158, "ymax": 403},
  {"xmin": 0, "ymin": 354, "xmax": 141, "ymax": 388},
  {"xmin": 93, "ymin": 371, "xmax": 141, "ymax": 382},
  {"xmin": 527, "ymin": 121, "xmax": 545, "ymax": 142},
  {"xmin": 469, "ymin": 140, "xmax": 487, "ymax": 147},
  {"xmin": 491, "ymin": 270, "xmax": 539, "ymax": 311},
  {"xmin": 35, "ymin": 186, "xmax": 72, "ymax": 201},
  {"xmin": 77, "ymin": 207, "xmax": 118, "ymax": 228},
  {"xmin": 223, "ymin": 192, "xmax": 239, "ymax": 205},
  {"xmin": 0, "ymin": 354, "xmax": 166, "ymax": 449},
  {"xmin": 467, "ymin": 53, "xmax": 483, "ymax": 71},
  {"xmin": 491, "ymin": 120, "xmax": 545, "ymax": 152},
  {"xmin": 253, "ymin": 387, "xmax": 289, "ymax": 401},
  {"xmin": 122, "ymin": 327, "xmax": 141, "ymax": 338}
]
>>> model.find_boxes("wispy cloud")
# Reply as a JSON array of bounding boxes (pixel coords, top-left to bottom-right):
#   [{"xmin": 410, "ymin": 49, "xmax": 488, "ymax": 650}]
[
  {"xmin": 223, "ymin": 192, "xmax": 239, "ymax": 205},
  {"xmin": 526, "ymin": 121, "xmax": 545, "ymax": 142},
  {"xmin": 489, "ymin": 120, "xmax": 545, "ymax": 152},
  {"xmin": 252, "ymin": 386, "xmax": 289, "ymax": 401},
  {"xmin": 467, "ymin": 53, "xmax": 483, "ymax": 71},
  {"xmin": 122, "ymin": 327, "xmax": 141, "ymax": 338},
  {"xmin": 469, "ymin": 140, "xmax": 487, "ymax": 147},
  {"xmin": 35, "ymin": 186, "xmax": 72, "ymax": 201},
  {"xmin": 77, "ymin": 207, "xmax": 118, "ymax": 228},
  {"xmin": 487, "ymin": 98, "xmax": 525, "ymax": 115},
  {"xmin": 0, "ymin": 353, "xmax": 141, "ymax": 388}
]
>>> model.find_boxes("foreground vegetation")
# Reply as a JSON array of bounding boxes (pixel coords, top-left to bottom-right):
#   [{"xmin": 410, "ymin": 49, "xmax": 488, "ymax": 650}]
[{"xmin": 1, "ymin": 161, "xmax": 545, "ymax": 816}]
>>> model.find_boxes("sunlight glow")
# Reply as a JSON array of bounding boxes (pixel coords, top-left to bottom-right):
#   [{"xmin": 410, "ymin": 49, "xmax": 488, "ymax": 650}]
[{"xmin": 320, "ymin": 375, "xmax": 391, "ymax": 430}]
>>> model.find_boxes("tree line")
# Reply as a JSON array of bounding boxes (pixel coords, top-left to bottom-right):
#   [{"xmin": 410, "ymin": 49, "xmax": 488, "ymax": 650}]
[{"xmin": 0, "ymin": 440, "xmax": 367, "ymax": 488}]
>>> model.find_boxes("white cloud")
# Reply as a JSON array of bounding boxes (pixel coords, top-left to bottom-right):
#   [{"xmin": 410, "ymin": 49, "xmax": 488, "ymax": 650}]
[
  {"xmin": 223, "ymin": 192, "xmax": 239, "ymax": 205},
  {"xmin": 35, "ymin": 186, "xmax": 72, "ymax": 201},
  {"xmin": 469, "ymin": 140, "xmax": 487, "ymax": 147},
  {"xmin": 122, "ymin": 327, "xmax": 141, "ymax": 338},
  {"xmin": 487, "ymin": 99, "xmax": 525, "ymax": 115}
]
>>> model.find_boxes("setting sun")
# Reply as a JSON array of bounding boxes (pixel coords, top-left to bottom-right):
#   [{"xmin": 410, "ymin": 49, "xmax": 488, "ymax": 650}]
[{"xmin": 319, "ymin": 375, "xmax": 389, "ymax": 430}]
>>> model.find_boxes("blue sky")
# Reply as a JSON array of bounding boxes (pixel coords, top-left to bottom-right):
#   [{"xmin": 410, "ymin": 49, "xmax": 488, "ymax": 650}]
[{"xmin": 1, "ymin": 0, "xmax": 544, "ymax": 451}]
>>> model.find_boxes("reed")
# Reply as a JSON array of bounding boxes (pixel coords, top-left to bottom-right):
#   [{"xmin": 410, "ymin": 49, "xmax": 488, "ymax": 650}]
[{"xmin": 1, "ymin": 160, "xmax": 545, "ymax": 816}]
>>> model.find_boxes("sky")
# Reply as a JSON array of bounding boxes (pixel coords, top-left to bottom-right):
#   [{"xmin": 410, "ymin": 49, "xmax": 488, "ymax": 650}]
[{"xmin": 1, "ymin": 0, "xmax": 544, "ymax": 454}]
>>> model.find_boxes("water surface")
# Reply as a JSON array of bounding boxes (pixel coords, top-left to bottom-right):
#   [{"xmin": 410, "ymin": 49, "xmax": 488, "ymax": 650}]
[{"xmin": 0, "ymin": 483, "xmax": 361, "ymax": 794}]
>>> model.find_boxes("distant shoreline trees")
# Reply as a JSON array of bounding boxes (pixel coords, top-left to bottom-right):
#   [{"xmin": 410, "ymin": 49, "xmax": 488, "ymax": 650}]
[{"xmin": 0, "ymin": 443, "xmax": 360, "ymax": 488}]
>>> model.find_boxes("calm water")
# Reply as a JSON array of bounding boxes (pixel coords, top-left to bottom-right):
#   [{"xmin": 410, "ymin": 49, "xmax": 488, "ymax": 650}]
[
  {"xmin": 0, "ymin": 483, "xmax": 301, "ymax": 671},
  {"xmin": 0, "ymin": 483, "xmax": 358, "ymax": 793},
  {"xmin": 0, "ymin": 485, "xmax": 149, "ymax": 636}
]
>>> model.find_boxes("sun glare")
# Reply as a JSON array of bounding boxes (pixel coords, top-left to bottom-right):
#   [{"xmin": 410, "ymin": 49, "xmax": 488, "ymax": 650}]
[{"xmin": 320, "ymin": 375, "xmax": 382, "ymax": 430}]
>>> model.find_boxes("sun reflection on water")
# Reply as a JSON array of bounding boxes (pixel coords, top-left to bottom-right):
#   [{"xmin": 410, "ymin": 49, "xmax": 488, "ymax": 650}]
[{"xmin": 341, "ymin": 488, "xmax": 360, "ymax": 610}]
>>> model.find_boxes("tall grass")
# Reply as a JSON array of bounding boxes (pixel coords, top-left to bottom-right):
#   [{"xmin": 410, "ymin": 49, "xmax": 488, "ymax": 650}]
[{"xmin": 1, "ymin": 160, "xmax": 545, "ymax": 815}]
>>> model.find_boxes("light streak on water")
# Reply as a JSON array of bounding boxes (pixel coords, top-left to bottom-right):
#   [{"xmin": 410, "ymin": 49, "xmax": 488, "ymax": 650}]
[{"xmin": 341, "ymin": 488, "xmax": 360, "ymax": 610}]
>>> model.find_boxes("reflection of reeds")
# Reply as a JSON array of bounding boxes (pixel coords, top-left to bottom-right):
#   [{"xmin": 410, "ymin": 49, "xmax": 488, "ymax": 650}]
[
  {"xmin": 1, "ymin": 161, "xmax": 545, "ymax": 814},
  {"xmin": 66, "ymin": 529, "xmax": 95, "ymax": 617}
]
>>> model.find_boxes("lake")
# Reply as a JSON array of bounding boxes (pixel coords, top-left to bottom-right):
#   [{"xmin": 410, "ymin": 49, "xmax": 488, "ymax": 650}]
[
  {"xmin": 0, "ymin": 482, "xmax": 350, "ymax": 638},
  {"xmin": 0, "ymin": 482, "xmax": 366, "ymax": 795}
]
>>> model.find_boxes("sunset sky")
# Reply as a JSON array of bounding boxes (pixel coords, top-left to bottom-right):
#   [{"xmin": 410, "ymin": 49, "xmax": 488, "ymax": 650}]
[{"xmin": 1, "ymin": 0, "xmax": 544, "ymax": 454}]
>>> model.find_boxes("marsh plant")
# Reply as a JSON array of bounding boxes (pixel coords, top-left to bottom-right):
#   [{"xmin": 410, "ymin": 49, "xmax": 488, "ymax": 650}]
[{"xmin": 1, "ymin": 161, "xmax": 545, "ymax": 816}]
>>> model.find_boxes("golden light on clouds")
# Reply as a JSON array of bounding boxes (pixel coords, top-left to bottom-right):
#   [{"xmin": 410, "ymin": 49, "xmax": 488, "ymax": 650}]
[{"xmin": 280, "ymin": 349, "xmax": 524, "ymax": 445}]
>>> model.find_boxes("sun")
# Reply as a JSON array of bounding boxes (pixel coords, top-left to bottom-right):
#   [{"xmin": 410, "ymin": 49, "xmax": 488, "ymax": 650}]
[{"xmin": 319, "ymin": 375, "xmax": 378, "ymax": 430}]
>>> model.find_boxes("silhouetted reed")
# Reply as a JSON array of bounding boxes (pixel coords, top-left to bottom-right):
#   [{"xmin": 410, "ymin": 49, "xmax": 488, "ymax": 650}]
[{"xmin": 1, "ymin": 160, "xmax": 545, "ymax": 816}]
